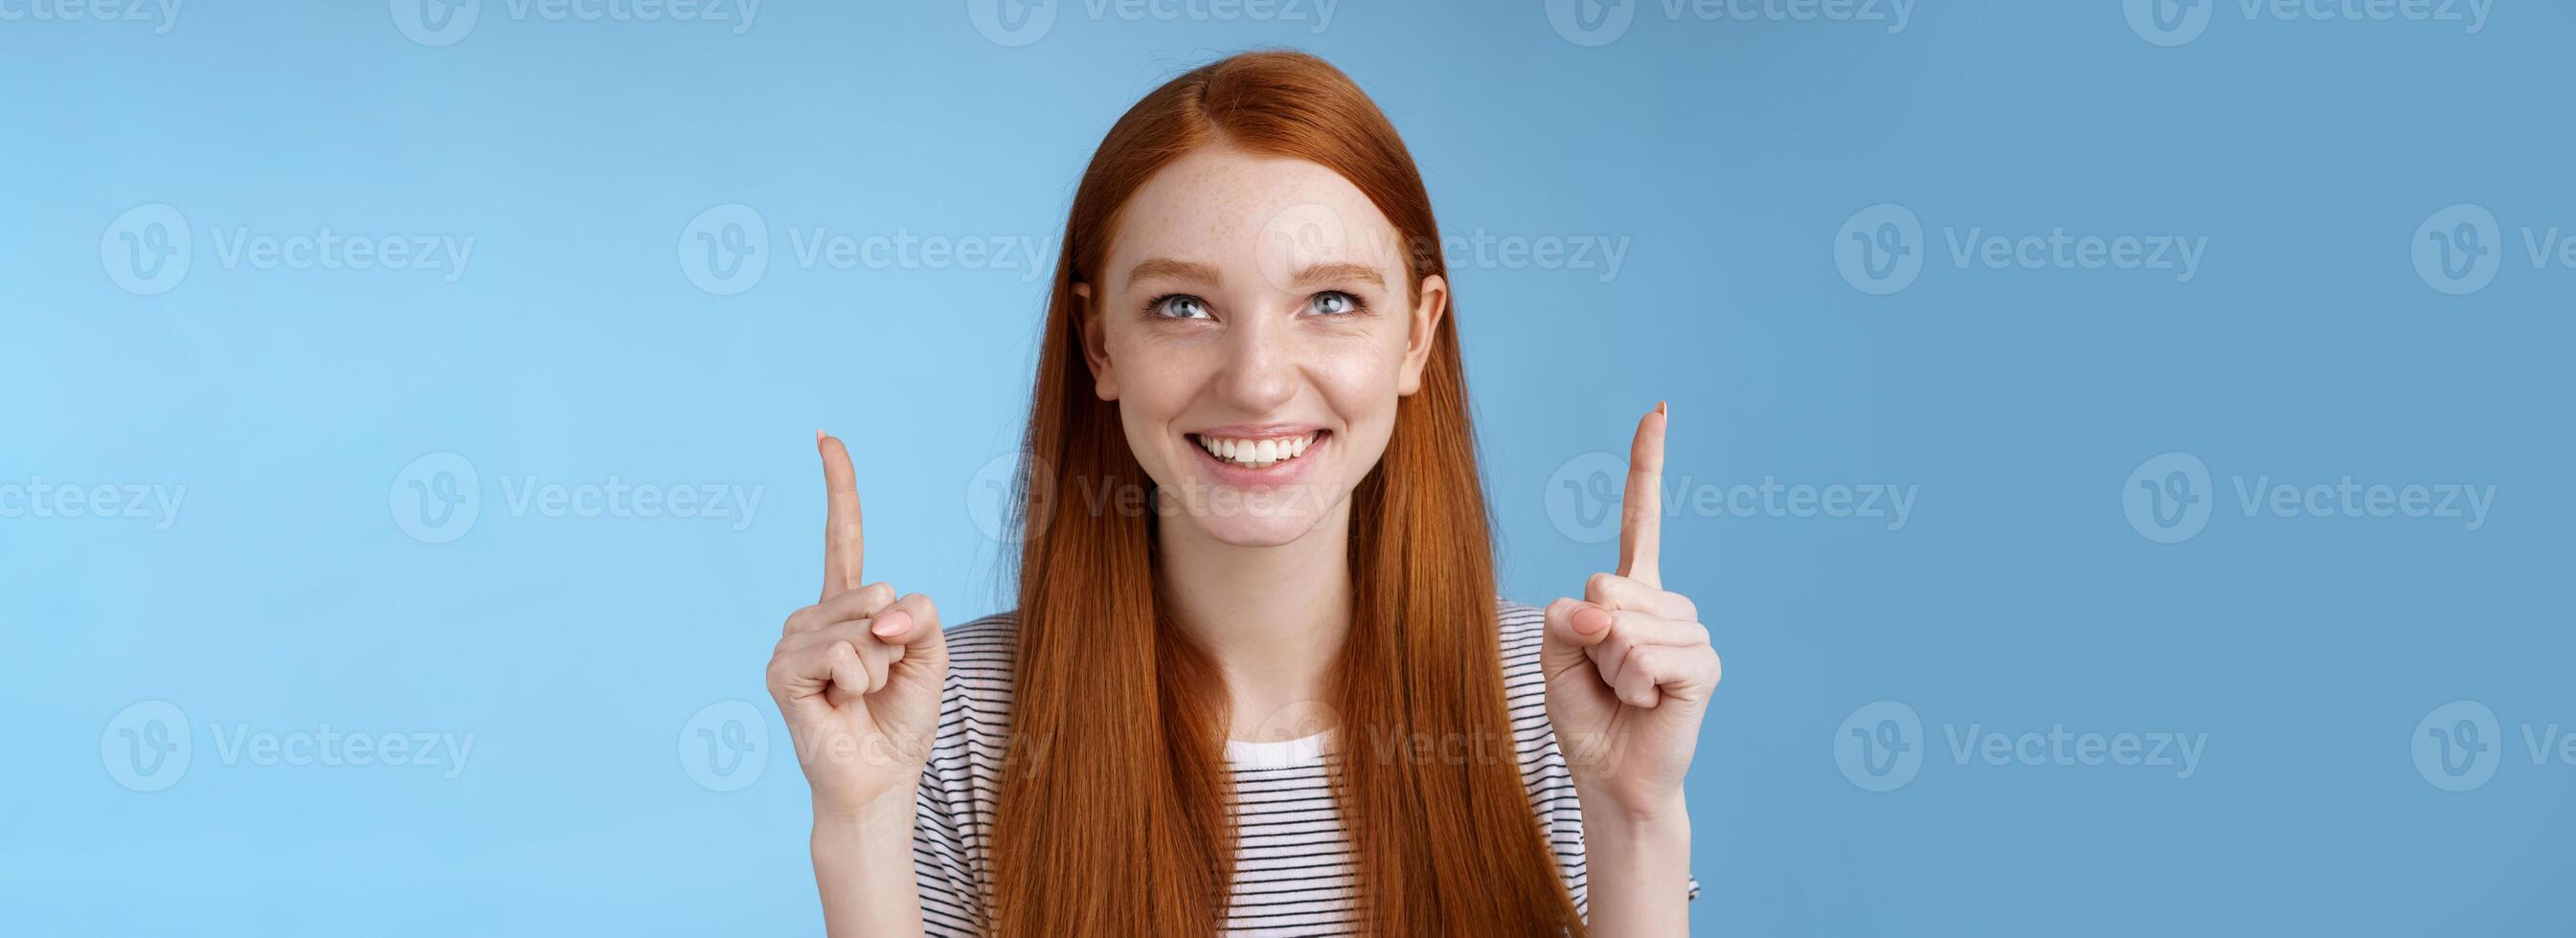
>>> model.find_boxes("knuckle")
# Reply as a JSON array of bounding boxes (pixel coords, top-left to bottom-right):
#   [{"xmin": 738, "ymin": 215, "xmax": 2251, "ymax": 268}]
[{"xmin": 1586, "ymin": 570, "xmax": 1618, "ymax": 597}]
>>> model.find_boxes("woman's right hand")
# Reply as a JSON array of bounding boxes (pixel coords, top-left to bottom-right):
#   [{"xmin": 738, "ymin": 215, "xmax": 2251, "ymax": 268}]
[{"xmin": 767, "ymin": 431, "xmax": 950, "ymax": 820}]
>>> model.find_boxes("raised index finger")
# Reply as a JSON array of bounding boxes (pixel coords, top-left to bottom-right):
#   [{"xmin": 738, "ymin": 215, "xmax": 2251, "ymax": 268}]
[
  {"xmin": 817, "ymin": 430, "xmax": 864, "ymax": 600},
  {"xmin": 1616, "ymin": 402, "xmax": 1666, "ymax": 588}
]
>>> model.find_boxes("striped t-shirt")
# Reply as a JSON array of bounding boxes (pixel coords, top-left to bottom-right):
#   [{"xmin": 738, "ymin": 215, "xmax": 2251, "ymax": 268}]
[{"xmin": 908, "ymin": 599, "xmax": 1698, "ymax": 936}]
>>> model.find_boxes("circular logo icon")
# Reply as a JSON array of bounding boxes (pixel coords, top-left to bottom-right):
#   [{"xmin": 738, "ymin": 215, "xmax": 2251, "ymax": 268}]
[
  {"xmin": 967, "ymin": 0, "xmax": 1056, "ymax": 46},
  {"xmin": 2124, "ymin": 0, "xmax": 2212, "ymax": 47},
  {"xmin": 1544, "ymin": 451, "xmax": 1626, "ymax": 546},
  {"xmin": 391, "ymin": 0, "xmax": 480, "ymax": 47},
  {"xmin": 2122, "ymin": 451, "xmax": 2212, "ymax": 544},
  {"xmin": 678, "ymin": 203, "xmax": 769, "ymax": 296},
  {"xmin": 1244, "ymin": 699, "xmax": 1339, "ymax": 743},
  {"xmin": 1254, "ymin": 202, "xmax": 1354, "ymax": 295},
  {"xmin": 2411, "ymin": 203, "xmax": 2501, "ymax": 296},
  {"xmin": 965, "ymin": 450, "xmax": 1054, "ymax": 544},
  {"xmin": 1545, "ymin": 0, "xmax": 1635, "ymax": 46},
  {"xmin": 2411, "ymin": 700, "xmax": 2501, "ymax": 793},
  {"xmin": 679, "ymin": 700, "xmax": 770, "ymax": 792},
  {"xmin": 102, "ymin": 700, "xmax": 192, "ymax": 793},
  {"xmin": 101, "ymin": 203, "xmax": 192, "ymax": 296},
  {"xmin": 391, "ymin": 452, "xmax": 482, "ymax": 544},
  {"xmin": 1833, "ymin": 203, "xmax": 1923, "ymax": 296},
  {"xmin": 1834, "ymin": 700, "xmax": 1923, "ymax": 792}
]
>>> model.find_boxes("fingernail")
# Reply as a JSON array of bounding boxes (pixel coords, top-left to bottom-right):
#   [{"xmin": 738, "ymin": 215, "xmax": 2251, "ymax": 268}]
[
  {"xmin": 1655, "ymin": 400, "xmax": 1667, "ymax": 416},
  {"xmin": 870, "ymin": 612, "xmax": 909, "ymax": 637},
  {"xmin": 1572, "ymin": 605, "xmax": 1612, "ymax": 635}
]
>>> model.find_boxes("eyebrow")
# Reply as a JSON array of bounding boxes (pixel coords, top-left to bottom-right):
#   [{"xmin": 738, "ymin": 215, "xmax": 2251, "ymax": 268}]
[
  {"xmin": 1123, "ymin": 258, "xmax": 1387, "ymax": 290},
  {"xmin": 1287, "ymin": 261, "xmax": 1384, "ymax": 290},
  {"xmin": 1126, "ymin": 257, "xmax": 1222, "ymax": 285}
]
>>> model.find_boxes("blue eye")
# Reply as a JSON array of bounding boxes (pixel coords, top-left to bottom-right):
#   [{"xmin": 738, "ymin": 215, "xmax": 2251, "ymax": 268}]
[
  {"xmin": 1149, "ymin": 294, "xmax": 1212, "ymax": 320},
  {"xmin": 1307, "ymin": 291, "xmax": 1364, "ymax": 316}
]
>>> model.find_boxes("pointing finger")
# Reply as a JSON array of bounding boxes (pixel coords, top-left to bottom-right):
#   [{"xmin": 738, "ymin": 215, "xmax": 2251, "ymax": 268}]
[
  {"xmin": 818, "ymin": 430, "xmax": 865, "ymax": 600},
  {"xmin": 1616, "ymin": 402, "xmax": 1667, "ymax": 589}
]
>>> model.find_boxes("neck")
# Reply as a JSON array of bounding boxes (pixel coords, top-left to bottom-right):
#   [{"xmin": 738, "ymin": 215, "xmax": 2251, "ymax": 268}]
[{"xmin": 1155, "ymin": 502, "xmax": 1353, "ymax": 744}]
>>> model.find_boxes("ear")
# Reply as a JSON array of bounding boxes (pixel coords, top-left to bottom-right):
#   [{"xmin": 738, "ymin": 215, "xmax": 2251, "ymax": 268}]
[
  {"xmin": 1396, "ymin": 274, "xmax": 1448, "ymax": 397},
  {"xmin": 1073, "ymin": 281, "xmax": 1119, "ymax": 401}
]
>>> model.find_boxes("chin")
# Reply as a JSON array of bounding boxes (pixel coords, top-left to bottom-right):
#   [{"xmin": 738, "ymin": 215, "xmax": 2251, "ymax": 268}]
[{"xmin": 1184, "ymin": 506, "xmax": 1332, "ymax": 548}]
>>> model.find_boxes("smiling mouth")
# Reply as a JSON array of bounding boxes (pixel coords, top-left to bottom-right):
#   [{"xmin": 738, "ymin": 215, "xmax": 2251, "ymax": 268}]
[{"xmin": 1188, "ymin": 431, "xmax": 1325, "ymax": 469}]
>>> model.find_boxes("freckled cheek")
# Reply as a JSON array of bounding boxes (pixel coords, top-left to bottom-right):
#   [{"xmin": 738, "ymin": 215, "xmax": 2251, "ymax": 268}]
[
  {"xmin": 1303, "ymin": 342, "xmax": 1407, "ymax": 428},
  {"xmin": 1112, "ymin": 333, "xmax": 1221, "ymax": 412}
]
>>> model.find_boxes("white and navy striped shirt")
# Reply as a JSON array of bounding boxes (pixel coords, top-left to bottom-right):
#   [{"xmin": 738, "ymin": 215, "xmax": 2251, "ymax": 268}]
[{"xmin": 910, "ymin": 599, "xmax": 1697, "ymax": 936}]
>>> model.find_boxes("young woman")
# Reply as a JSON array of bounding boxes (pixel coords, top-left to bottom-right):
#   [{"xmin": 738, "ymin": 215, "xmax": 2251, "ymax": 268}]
[{"xmin": 766, "ymin": 51, "xmax": 1718, "ymax": 937}]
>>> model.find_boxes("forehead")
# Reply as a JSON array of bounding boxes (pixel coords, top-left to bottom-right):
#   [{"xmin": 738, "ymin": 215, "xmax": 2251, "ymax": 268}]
[{"xmin": 1103, "ymin": 144, "xmax": 1406, "ymax": 291}]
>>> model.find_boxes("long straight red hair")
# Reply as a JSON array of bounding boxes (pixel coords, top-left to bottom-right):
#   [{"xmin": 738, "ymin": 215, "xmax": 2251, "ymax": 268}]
[{"xmin": 993, "ymin": 51, "xmax": 1585, "ymax": 938}]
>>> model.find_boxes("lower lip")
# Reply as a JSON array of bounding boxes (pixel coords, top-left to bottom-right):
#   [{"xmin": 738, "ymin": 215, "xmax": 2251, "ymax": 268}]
[{"xmin": 1189, "ymin": 432, "xmax": 1327, "ymax": 488}]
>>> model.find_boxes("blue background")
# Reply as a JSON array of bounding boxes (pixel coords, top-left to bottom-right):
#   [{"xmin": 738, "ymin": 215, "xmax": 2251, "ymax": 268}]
[{"xmin": 6, "ymin": 1, "xmax": 2569, "ymax": 934}]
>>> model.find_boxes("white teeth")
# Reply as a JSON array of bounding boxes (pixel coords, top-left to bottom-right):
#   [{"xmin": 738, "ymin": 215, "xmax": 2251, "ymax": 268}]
[{"xmin": 1196, "ymin": 432, "xmax": 1319, "ymax": 468}]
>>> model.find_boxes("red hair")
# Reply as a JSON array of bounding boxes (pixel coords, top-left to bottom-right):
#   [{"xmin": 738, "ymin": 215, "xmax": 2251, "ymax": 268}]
[{"xmin": 993, "ymin": 51, "xmax": 1584, "ymax": 937}]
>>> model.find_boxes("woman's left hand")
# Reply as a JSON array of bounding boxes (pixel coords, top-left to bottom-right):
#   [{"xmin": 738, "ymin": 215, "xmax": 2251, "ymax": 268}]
[{"xmin": 1542, "ymin": 403, "xmax": 1722, "ymax": 821}]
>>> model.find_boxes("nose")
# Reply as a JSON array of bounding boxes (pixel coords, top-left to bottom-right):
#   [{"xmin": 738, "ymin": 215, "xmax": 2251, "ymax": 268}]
[{"xmin": 1215, "ymin": 308, "xmax": 1298, "ymax": 414}]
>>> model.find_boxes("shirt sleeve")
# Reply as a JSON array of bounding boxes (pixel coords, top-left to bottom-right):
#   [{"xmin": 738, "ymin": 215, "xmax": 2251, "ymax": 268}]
[
  {"xmin": 912, "ymin": 766, "xmax": 983, "ymax": 937},
  {"xmin": 912, "ymin": 681, "xmax": 988, "ymax": 937}
]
